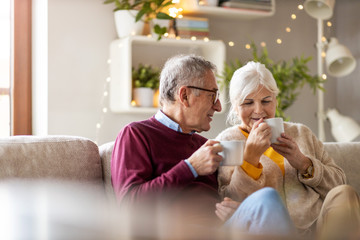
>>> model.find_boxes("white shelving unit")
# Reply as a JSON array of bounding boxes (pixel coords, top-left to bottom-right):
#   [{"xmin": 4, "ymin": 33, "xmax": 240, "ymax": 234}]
[
  {"xmin": 109, "ymin": 36, "xmax": 226, "ymax": 113},
  {"xmin": 179, "ymin": 0, "xmax": 275, "ymax": 19}
]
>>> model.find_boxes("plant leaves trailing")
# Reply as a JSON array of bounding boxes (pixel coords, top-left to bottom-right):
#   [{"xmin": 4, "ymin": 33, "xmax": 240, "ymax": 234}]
[
  {"xmin": 103, "ymin": 0, "xmax": 174, "ymax": 40},
  {"xmin": 220, "ymin": 42, "xmax": 325, "ymax": 120}
]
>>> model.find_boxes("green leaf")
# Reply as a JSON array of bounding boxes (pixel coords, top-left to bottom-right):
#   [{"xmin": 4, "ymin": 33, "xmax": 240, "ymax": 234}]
[
  {"xmin": 156, "ymin": 12, "xmax": 173, "ymax": 20},
  {"xmin": 135, "ymin": 9, "xmax": 147, "ymax": 22},
  {"xmin": 103, "ymin": 0, "xmax": 115, "ymax": 4}
]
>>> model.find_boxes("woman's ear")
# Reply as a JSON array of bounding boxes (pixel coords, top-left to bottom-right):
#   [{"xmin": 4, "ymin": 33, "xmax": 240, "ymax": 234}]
[{"xmin": 178, "ymin": 86, "xmax": 190, "ymax": 107}]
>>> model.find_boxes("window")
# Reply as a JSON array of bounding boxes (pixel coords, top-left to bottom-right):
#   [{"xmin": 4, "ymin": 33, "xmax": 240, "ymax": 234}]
[
  {"xmin": 0, "ymin": 0, "xmax": 32, "ymax": 136},
  {"xmin": 0, "ymin": 0, "xmax": 11, "ymax": 137}
]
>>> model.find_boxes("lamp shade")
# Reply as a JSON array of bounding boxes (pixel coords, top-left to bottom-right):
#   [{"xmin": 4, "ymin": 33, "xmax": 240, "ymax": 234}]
[
  {"xmin": 325, "ymin": 38, "xmax": 357, "ymax": 77},
  {"xmin": 327, "ymin": 108, "xmax": 360, "ymax": 142},
  {"xmin": 304, "ymin": 0, "xmax": 335, "ymax": 20}
]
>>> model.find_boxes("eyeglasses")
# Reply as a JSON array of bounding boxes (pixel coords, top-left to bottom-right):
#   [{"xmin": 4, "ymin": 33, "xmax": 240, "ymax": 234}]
[{"xmin": 187, "ymin": 86, "xmax": 219, "ymax": 105}]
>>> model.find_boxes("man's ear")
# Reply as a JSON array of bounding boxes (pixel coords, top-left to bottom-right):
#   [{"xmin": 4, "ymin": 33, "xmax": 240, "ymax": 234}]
[{"xmin": 178, "ymin": 86, "xmax": 190, "ymax": 107}]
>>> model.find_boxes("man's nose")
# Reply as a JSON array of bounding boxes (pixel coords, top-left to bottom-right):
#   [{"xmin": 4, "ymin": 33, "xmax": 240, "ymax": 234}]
[{"xmin": 213, "ymin": 99, "xmax": 222, "ymax": 112}]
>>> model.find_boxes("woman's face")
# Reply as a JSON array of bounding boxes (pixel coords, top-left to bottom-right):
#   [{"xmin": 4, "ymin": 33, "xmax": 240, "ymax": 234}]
[{"xmin": 236, "ymin": 84, "xmax": 277, "ymax": 132}]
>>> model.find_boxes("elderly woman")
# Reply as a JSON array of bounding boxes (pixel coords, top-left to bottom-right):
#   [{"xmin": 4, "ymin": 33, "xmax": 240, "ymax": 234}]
[{"xmin": 215, "ymin": 61, "xmax": 360, "ymax": 240}]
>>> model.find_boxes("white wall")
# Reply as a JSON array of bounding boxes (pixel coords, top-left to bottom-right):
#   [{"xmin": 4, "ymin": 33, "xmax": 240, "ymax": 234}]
[{"xmin": 40, "ymin": 0, "xmax": 359, "ymax": 144}]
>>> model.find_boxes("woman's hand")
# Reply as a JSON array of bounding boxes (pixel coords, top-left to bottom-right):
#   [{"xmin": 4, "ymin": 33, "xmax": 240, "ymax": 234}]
[
  {"xmin": 215, "ymin": 197, "xmax": 240, "ymax": 222},
  {"xmin": 271, "ymin": 133, "xmax": 312, "ymax": 173},
  {"xmin": 243, "ymin": 119, "xmax": 272, "ymax": 166}
]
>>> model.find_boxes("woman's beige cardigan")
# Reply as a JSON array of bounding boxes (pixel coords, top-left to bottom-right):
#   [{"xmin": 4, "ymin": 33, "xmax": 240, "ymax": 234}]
[{"xmin": 216, "ymin": 122, "xmax": 346, "ymax": 233}]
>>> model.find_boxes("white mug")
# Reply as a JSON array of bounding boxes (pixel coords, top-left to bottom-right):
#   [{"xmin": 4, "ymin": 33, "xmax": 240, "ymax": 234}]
[
  {"xmin": 264, "ymin": 117, "xmax": 285, "ymax": 143},
  {"xmin": 218, "ymin": 140, "xmax": 244, "ymax": 166}
]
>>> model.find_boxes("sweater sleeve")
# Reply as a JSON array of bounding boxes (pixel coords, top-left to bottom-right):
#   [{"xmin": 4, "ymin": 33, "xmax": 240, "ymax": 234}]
[
  {"xmin": 111, "ymin": 124, "xmax": 195, "ymax": 203},
  {"xmin": 216, "ymin": 126, "xmax": 267, "ymax": 202},
  {"xmin": 296, "ymin": 124, "xmax": 347, "ymax": 199}
]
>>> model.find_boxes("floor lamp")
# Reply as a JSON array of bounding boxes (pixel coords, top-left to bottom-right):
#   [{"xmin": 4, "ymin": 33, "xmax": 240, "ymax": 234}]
[{"xmin": 304, "ymin": 0, "xmax": 358, "ymax": 142}]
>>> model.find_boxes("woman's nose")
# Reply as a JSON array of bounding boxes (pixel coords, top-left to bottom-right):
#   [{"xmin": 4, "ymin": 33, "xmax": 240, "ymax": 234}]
[{"xmin": 254, "ymin": 102, "xmax": 264, "ymax": 114}]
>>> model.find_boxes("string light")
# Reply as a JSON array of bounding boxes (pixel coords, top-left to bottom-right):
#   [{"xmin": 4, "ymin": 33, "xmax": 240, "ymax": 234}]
[
  {"xmin": 220, "ymin": 1, "xmax": 334, "ymax": 59},
  {"xmin": 321, "ymin": 51, "xmax": 326, "ymax": 58}
]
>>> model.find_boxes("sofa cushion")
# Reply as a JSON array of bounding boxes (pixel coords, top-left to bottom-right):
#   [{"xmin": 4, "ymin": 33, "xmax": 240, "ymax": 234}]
[
  {"xmin": 324, "ymin": 142, "xmax": 360, "ymax": 194},
  {"xmin": 0, "ymin": 135, "xmax": 103, "ymax": 186}
]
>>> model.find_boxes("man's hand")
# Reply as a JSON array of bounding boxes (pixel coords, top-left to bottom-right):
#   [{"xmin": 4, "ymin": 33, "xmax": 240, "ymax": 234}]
[
  {"xmin": 188, "ymin": 139, "xmax": 223, "ymax": 176},
  {"xmin": 215, "ymin": 197, "xmax": 240, "ymax": 222}
]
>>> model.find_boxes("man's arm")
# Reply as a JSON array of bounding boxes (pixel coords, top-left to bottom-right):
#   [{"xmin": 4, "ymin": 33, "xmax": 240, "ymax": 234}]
[{"xmin": 111, "ymin": 125, "xmax": 195, "ymax": 203}]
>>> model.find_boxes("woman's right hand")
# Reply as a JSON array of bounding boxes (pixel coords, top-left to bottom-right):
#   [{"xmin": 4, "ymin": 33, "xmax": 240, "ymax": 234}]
[{"xmin": 243, "ymin": 119, "xmax": 272, "ymax": 166}]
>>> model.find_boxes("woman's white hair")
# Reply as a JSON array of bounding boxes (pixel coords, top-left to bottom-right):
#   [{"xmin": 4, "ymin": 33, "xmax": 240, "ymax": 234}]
[{"xmin": 227, "ymin": 61, "xmax": 279, "ymax": 125}]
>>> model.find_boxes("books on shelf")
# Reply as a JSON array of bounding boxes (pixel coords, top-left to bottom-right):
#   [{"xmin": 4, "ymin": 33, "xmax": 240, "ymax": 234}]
[
  {"xmin": 174, "ymin": 17, "xmax": 209, "ymax": 39},
  {"xmin": 219, "ymin": 0, "xmax": 273, "ymax": 12}
]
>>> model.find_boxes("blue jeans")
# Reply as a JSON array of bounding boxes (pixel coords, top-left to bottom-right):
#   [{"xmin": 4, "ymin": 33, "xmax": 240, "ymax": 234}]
[{"xmin": 224, "ymin": 187, "xmax": 295, "ymax": 236}]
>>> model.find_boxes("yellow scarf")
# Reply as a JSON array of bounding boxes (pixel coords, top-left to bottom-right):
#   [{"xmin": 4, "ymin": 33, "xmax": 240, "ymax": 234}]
[{"xmin": 240, "ymin": 128, "xmax": 285, "ymax": 175}]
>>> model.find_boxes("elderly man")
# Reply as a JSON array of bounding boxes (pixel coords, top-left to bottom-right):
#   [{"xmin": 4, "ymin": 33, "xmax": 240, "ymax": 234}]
[{"xmin": 111, "ymin": 54, "xmax": 294, "ymax": 238}]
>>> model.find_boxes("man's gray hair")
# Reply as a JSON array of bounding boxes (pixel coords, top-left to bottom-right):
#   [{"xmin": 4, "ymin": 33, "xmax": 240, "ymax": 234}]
[
  {"xmin": 227, "ymin": 61, "xmax": 279, "ymax": 125},
  {"xmin": 159, "ymin": 54, "xmax": 217, "ymax": 106}
]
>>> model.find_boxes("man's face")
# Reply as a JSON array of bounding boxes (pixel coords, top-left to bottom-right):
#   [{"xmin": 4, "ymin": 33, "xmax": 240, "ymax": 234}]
[{"xmin": 182, "ymin": 70, "xmax": 222, "ymax": 133}]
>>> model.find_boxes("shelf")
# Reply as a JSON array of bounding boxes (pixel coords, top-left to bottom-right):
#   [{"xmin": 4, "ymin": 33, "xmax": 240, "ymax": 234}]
[
  {"xmin": 109, "ymin": 36, "xmax": 226, "ymax": 113},
  {"xmin": 179, "ymin": 0, "xmax": 275, "ymax": 19}
]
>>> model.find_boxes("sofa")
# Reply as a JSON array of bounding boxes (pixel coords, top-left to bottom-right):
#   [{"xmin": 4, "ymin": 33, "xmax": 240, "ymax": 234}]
[{"xmin": 0, "ymin": 135, "xmax": 359, "ymax": 239}]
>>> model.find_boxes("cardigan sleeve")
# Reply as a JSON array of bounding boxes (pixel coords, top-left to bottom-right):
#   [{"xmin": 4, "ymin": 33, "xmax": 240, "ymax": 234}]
[
  {"xmin": 295, "ymin": 124, "xmax": 347, "ymax": 199},
  {"xmin": 216, "ymin": 126, "xmax": 267, "ymax": 201}
]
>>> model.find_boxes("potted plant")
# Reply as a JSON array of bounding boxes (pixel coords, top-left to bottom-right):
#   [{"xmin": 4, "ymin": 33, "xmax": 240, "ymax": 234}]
[
  {"xmin": 220, "ymin": 42, "xmax": 324, "ymax": 120},
  {"xmin": 103, "ymin": 0, "xmax": 174, "ymax": 40},
  {"xmin": 103, "ymin": 0, "xmax": 144, "ymax": 38},
  {"xmin": 132, "ymin": 64, "xmax": 160, "ymax": 107}
]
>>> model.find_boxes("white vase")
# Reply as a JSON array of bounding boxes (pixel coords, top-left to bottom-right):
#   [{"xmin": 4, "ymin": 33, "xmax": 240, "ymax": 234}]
[
  {"xmin": 114, "ymin": 10, "xmax": 144, "ymax": 38},
  {"xmin": 133, "ymin": 88, "xmax": 155, "ymax": 107}
]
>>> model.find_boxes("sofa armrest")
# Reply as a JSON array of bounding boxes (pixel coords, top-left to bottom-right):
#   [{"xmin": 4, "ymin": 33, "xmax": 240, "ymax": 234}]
[{"xmin": 0, "ymin": 135, "xmax": 103, "ymax": 186}]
